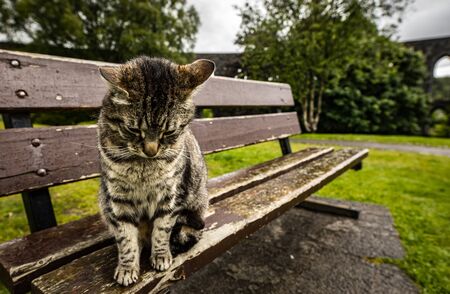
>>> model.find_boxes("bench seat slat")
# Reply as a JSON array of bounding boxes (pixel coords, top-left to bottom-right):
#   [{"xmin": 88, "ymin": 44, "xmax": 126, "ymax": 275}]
[
  {"xmin": 0, "ymin": 49, "xmax": 294, "ymax": 110},
  {"xmin": 31, "ymin": 148, "xmax": 368, "ymax": 294},
  {"xmin": 0, "ymin": 112, "xmax": 300, "ymax": 197},
  {"xmin": 0, "ymin": 147, "xmax": 331, "ymax": 293},
  {"xmin": 0, "ymin": 215, "xmax": 110, "ymax": 294}
]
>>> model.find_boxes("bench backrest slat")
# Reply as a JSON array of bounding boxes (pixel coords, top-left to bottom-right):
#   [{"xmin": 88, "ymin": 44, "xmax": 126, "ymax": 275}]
[
  {"xmin": 0, "ymin": 50, "xmax": 294, "ymax": 110},
  {"xmin": 0, "ymin": 112, "xmax": 299, "ymax": 196}
]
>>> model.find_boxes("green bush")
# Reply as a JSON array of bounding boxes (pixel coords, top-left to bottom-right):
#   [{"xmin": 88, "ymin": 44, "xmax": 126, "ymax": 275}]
[
  {"xmin": 320, "ymin": 37, "xmax": 429, "ymax": 135},
  {"xmin": 31, "ymin": 110, "xmax": 98, "ymax": 126}
]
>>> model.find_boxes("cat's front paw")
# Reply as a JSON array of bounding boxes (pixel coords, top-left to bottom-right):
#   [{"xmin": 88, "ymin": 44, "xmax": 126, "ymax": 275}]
[
  {"xmin": 150, "ymin": 251, "xmax": 173, "ymax": 271},
  {"xmin": 114, "ymin": 265, "xmax": 139, "ymax": 286}
]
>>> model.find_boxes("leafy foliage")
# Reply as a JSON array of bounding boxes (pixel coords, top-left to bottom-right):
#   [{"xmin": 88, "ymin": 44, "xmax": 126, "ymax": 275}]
[
  {"xmin": 321, "ymin": 36, "xmax": 429, "ymax": 134},
  {"xmin": 0, "ymin": 0, "xmax": 199, "ymax": 63},
  {"xmin": 236, "ymin": 0, "xmax": 428, "ymax": 134},
  {"xmin": 432, "ymin": 77, "xmax": 450, "ymax": 103},
  {"xmin": 429, "ymin": 77, "xmax": 450, "ymax": 137}
]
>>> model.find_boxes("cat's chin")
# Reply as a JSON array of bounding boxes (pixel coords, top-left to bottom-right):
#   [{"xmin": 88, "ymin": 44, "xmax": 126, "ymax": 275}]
[{"xmin": 136, "ymin": 152, "xmax": 162, "ymax": 160}]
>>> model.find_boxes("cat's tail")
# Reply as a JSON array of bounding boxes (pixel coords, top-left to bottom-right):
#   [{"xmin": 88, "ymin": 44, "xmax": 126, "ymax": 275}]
[{"xmin": 170, "ymin": 210, "xmax": 205, "ymax": 255}]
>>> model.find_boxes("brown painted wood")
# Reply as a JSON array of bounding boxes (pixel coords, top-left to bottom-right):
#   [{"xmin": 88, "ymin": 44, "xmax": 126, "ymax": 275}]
[
  {"xmin": 0, "ymin": 112, "xmax": 300, "ymax": 197},
  {"xmin": 0, "ymin": 125, "xmax": 99, "ymax": 197},
  {"xmin": 0, "ymin": 50, "xmax": 294, "ymax": 111},
  {"xmin": 2, "ymin": 112, "xmax": 58, "ymax": 232},
  {"xmin": 0, "ymin": 147, "xmax": 332, "ymax": 293},
  {"xmin": 207, "ymin": 147, "xmax": 333, "ymax": 204},
  {"xmin": 0, "ymin": 215, "xmax": 110, "ymax": 294},
  {"xmin": 31, "ymin": 149, "xmax": 368, "ymax": 294},
  {"xmin": 192, "ymin": 112, "xmax": 300, "ymax": 154}
]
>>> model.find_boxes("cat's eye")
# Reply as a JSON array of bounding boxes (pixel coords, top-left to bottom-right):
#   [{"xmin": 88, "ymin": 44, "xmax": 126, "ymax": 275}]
[
  {"xmin": 126, "ymin": 126, "xmax": 140, "ymax": 134},
  {"xmin": 164, "ymin": 130, "xmax": 177, "ymax": 136}
]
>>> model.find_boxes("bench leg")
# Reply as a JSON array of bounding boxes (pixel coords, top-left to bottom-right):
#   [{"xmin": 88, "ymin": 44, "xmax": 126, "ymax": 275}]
[
  {"xmin": 22, "ymin": 190, "xmax": 57, "ymax": 232},
  {"xmin": 278, "ymin": 137, "xmax": 292, "ymax": 155},
  {"xmin": 2, "ymin": 113, "xmax": 57, "ymax": 232},
  {"xmin": 352, "ymin": 162, "xmax": 363, "ymax": 171},
  {"xmin": 277, "ymin": 109, "xmax": 293, "ymax": 156},
  {"xmin": 296, "ymin": 197, "xmax": 360, "ymax": 219}
]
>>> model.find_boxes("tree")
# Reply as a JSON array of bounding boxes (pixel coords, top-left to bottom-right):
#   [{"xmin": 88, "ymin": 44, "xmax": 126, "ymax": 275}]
[
  {"xmin": 432, "ymin": 77, "xmax": 450, "ymax": 103},
  {"xmin": 429, "ymin": 77, "xmax": 450, "ymax": 137},
  {"xmin": 0, "ymin": 0, "xmax": 199, "ymax": 63},
  {"xmin": 320, "ymin": 36, "xmax": 429, "ymax": 135},
  {"xmin": 236, "ymin": 0, "xmax": 412, "ymax": 132}
]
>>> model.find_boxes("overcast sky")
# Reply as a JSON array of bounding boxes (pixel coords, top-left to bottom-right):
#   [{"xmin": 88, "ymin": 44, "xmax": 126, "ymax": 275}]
[{"xmin": 187, "ymin": 0, "xmax": 450, "ymax": 77}]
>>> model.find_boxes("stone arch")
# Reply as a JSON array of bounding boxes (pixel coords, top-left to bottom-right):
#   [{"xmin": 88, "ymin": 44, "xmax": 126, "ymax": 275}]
[
  {"xmin": 430, "ymin": 56, "xmax": 450, "ymax": 115},
  {"xmin": 433, "ymin": 56, "xmax": 450, "ymax": 79},
  {"xmin": 404, "ymin": 36, "xmax": 450, "ymax": 93}
]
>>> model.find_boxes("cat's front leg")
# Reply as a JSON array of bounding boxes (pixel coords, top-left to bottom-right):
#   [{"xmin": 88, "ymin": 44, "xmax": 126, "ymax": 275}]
[
  {"xmin": 150, "ymin": 213, "xmax": 177, "ymax": 271},
  {"xmin": 113, "ymin": 222, "xmax": 140, "ymax": 286}
]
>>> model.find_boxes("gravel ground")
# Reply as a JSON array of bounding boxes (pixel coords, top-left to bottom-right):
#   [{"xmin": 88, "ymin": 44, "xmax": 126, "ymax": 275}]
[
  {"xmin": 292, "ymin": 139, "xmax": 450, "ymax": 157},
  {"xmin": 171, "ymin": 197, "xmax": 419, "ymax": 294}
]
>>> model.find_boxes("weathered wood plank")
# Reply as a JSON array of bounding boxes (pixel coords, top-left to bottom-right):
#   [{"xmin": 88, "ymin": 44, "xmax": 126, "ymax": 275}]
[
  {"xmin": 0, "ymin": 147, "xmax": 331, "ymax": 293},
  {"xmin": 0, "ymin": 112, "xmax": 300, "ymax": 197},
  {"xmin": 208, "ymin": 147, "xmax": 333, "ymax": 204},
  {"xmin": 0, "ymin": 50, "xmax": 294, "ymax": 110},
  {"xmin": 0, "ymin": 215, "xmax": 110, "ymax": 294},
  {"xmin": 0, "ymin": 125, "xmax": 99, "ymax": 197},
  {"xmin": 31, "ymin": 149, "xmax": 368, "ymax": 294},
  {"xmin": 2, "ymin": 113, "xmax": 58, "ymax": 232},
  {"xmin": 192, "ymin": 112, "xmax": 300, "ymax": 153}
]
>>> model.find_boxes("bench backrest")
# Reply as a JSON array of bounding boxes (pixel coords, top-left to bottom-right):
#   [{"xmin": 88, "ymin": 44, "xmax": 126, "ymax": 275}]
[{"xmin": 0, "ymin": 49, "xmax": 300, "ymax": 197}]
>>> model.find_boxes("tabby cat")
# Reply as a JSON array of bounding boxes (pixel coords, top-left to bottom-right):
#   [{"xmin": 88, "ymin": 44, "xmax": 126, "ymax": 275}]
[{"xmin": 97, "ymin": 56, "xmax": 214, "ymax": 286}]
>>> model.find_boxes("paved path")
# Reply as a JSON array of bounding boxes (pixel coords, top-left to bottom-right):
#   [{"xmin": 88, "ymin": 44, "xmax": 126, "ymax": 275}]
[
  {"xmin": 172, "ymin": 197, "xmax": 418, "ymax": 294},
  {"xmin": 292, "ymin": 139, "xmax": 450, "ymax": 157}
]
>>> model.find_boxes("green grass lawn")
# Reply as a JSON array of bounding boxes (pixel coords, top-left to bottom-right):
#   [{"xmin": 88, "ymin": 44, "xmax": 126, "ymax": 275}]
[
  {"xmin": 295, "ymin": 133, "xmax": 450, "ymax": 148},
  {"xmin": 0, "ymin": 141, "xmax": 449, "ymax": 293}
]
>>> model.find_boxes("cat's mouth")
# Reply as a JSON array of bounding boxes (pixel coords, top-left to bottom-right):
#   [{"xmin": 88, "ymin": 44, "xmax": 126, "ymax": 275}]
[
  {"xmin": 135, "ymin": 149, "xmax": 162, "ymax": 159},
  {"xmin": 134, "ymin": 150, "xmax": 157, "ymax": 159},
  {"xmin": 138, "ymin": 148, "xmax": 182, "ymax": 161}
]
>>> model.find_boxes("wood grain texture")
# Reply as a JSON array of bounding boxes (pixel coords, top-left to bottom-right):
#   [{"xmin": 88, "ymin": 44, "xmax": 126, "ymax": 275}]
[
  {"xmin": 2, "ymin": 112, "xmax": 58, "ymax": 232},
  {"xmin": 0, "ymin": 112, "xmax": 300, "ymax": 197},
  {"xmin": 192, "ymin": 112, "xmax": 300, "ymax": 153},
  {"xmin": 0, "ymin": 50, "xmax": 294, "ymax": 110},
  {"xmin": 0, "ymin": 125, "xmax": 99, "ymax": 197},
  {"xmin": 31, "ymin": 149, "xmax": 369, "ymax": 294},
  {"xmin": 0, "ymin": 147, "xmax": 334, "ymax": 293},
  {"xmin": 207, "ymin": 147, "xmax": 333, "ymax": 204},
  {"xmin": 0, "ymin": 215, "xmax": 110, "ymax": 294}
]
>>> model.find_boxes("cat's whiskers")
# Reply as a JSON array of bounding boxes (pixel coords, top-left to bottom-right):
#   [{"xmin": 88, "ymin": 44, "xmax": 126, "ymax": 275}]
[
  {"xmin": 109, "ymin": 151, "xmax": 133, "ymax": 161},
  {"xmin": 164, "ymin": 148, "xmax": 191, "ymax": 161},
  {"xmin": 98, "ymin": 145, "xmax": 134, "ymax": 161}
]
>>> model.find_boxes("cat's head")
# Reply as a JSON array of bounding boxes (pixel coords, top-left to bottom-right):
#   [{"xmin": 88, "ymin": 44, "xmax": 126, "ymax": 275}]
[{"xmin": 98, "ymin": 56, "xmax": 215, "ymax": 159}]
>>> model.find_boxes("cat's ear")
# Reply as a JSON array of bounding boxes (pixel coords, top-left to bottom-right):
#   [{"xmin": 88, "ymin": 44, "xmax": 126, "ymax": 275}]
[
  {"xmin": 99, "ymin": 66, "xmax": 129, "ymax": 99},
  {"xmin": 181, "ymin": 59, "xmax": 215, "ymax": 88}
]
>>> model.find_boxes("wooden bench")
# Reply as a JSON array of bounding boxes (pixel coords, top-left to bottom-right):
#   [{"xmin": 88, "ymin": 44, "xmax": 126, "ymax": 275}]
[{"xmin": 0, "ymin": 49, "xmax": 368, "ymax": 293}]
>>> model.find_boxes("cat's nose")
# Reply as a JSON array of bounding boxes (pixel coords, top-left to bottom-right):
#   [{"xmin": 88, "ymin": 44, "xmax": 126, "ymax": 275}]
[{"xmin": 143, "ymin": 140, "xmax": 159, "ymax": 157}]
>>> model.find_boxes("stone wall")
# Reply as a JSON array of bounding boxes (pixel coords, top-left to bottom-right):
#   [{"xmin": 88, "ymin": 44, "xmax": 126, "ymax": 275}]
[{"xmin": 195, "ymin": 53, "xmax": 242, "ymax": 77}]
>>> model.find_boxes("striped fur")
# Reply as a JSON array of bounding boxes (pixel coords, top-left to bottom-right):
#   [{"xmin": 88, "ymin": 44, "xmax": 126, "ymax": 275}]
[{"xmin": 97, "ymin": 57, "xmax": 214, "ymax": 286}]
